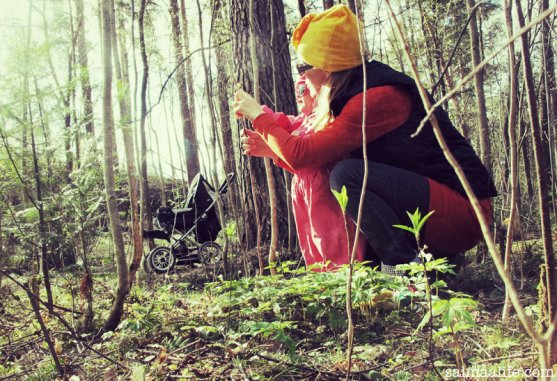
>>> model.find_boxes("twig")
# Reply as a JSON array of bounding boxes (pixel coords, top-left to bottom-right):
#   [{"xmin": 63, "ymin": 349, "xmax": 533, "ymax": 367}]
[
  {"xmin": 24, "ymin": 280, "xmax": 66, "ymax": 380},
  {"xmin": 167, "ymin": 338, "xmax": 202, "ymax": 356},
  {"xmin": 346, "ymin": 1, "xmax": 371, "ymax": 378},
  {"xmin": 3, "ymin": 272, "xmax": 130, "ymax": 371}
]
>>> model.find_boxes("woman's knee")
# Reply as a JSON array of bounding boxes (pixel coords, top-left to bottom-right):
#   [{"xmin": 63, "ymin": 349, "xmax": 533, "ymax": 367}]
[{"xmin": 329, "ymin": 159, "xmax": 363, "ymax": 191}]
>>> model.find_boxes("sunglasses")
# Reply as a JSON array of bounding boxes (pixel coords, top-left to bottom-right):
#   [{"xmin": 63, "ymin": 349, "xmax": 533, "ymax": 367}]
[
  {"xmin": 296, "ymin": 63, "xmax": 313, "ymax": 75},
  {"xmin": 296, "ymin": 83, "xmax": 308, "ymax": 97}
]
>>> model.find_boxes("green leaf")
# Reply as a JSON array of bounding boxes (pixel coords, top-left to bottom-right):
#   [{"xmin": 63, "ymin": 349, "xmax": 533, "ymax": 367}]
[
  {"xmin": 393, "ymin": 224, "xmax": 416, "ymax": 234},
  {"xmin": 132, "ymin": 365, "xmax": 146, "ymax": 381},
  {"xmin": 332, "ymin": 186, "xmax": 349, "ymax": 213},
  {"xmin": 416, "ymin": 210, "xmax": 435, "ymax": 234},
  {"xmin": 417, "ymin": 311, "xmax": 431, "ymax": 331}
]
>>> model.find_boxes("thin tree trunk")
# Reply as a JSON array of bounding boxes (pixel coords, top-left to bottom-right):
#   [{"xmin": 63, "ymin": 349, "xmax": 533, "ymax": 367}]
[
  {"xmin": 502, "ymin": 0, "xmax": 519, "ymax": 322},
  {"xmin": 194, "ymin": 0, "xmax": 228, "ymax": 270},
  {"xmin": 262, "ymin": 0, "xmax": 279, "ymax": 274},
  {"xmin": 30, "ymin": 112, "xmax": 54, "ymax": 311},
  {"xmin": 111, "ymin": 0, "xmax": 143, "ymax": 287},
  {"xmin": 101, "ymin": 0, "xmax": 129, "ymax": 332},
  {"xmin": 515, "ymin": 0, "xmax": 557, "ymax": 365},
  {"xmin": 33, "ymin": 76, "xmax": 53, "ymax": 182},
  {"xmin": 466, "ymin": 0, "xmax": 492, "ymax": 174},
  {"xmin": 138, "ymin": 0, "xmax": 154, "ymax": 250},
  {"xmin": 0, "ymin": 208, "xmax": 3, "ymax": 288},
  {"xmin": 21, "ymin": 0, "xmax": 33, "ymax": 205},
  {"xmin": 179, "ymin": 0, "xmax": 198, "ymax": 169},
  {"xmin": 298, "ymin": 0, "xmax": 306, "ymax": 17},
  {"xmin": 323, "ymin": 0, "xmax": 334, "ymax": 9},
  {"xmin": 519, "ymin": 117, "xmax": 534, "ymax": 199},
  {"xmin": 540, "ymin": 0, "xmax": 557, "ymax": 222},
  {"xmin": 171, "ymin": 0, "xmax": 200, "ymax": 183},
  {"xmin": 75, "ymin": 0, "xmax": 95, "ymax": 136}
]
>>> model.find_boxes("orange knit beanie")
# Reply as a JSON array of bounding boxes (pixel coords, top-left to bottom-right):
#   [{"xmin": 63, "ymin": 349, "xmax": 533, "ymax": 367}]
[{"xmin": 292, "ymin": 4, "xmax": 362, "ymax": 72}]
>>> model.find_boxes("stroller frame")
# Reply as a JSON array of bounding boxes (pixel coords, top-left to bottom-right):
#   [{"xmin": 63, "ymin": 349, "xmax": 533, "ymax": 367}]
[{"xmin": 144, "ymin": 173, "xmax": 234, "ymax": 273}]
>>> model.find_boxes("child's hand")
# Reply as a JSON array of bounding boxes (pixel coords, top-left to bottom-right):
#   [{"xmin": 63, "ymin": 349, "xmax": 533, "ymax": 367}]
[
  {"xmin": 233, "ymin": 90, "xmax": 264, "ymax": 121},
  {"xmin": 241, "ymin": 128, "xmax": 278, "ymax": 161}
]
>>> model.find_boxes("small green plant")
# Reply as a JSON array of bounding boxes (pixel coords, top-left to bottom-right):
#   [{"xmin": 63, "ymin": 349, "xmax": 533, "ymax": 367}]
[
  {"xmin": 393, "ymin": 207, "xmax": 435, "ymax": 245},
  {"xmin": 395, "ymin": 208, "xmax": 479, "ymax": 378},
  {"xmin": 331, "ymin": 185, "xmax": 349, "ymax": 213}
]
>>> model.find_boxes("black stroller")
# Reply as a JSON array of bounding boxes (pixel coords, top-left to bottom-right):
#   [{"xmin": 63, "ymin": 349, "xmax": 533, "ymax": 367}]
[{"xmin": 143, "ymin": 173, "xmax": 234, "ymax": 273}]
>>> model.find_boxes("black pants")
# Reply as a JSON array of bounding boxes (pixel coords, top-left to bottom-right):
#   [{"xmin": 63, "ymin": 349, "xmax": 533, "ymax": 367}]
[{"xmin": 330, "ymin": 159, "xmax": 430, "ymax": 265}]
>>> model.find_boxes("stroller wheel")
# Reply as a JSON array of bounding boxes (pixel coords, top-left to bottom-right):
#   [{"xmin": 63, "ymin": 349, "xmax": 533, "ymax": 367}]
[
  {"xmin": 199, "ymin": 242, "xmax": 222, "ymax": 265},
  {"xmin": 148, "ymin": 246, "xmax": 176, "ymax": 273}
]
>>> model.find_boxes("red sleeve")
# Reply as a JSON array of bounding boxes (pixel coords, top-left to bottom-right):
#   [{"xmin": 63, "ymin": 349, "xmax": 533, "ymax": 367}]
[
  {"xmin": 273, "ymin": 157, "xmax": 295, "ymax": 173},
  {"xmin": 253, "ymin": 85, "xmax": 412, "ymax": 170},
  {"xmin": 261, "ymin": 105, "xmax": 295, "ymax": 132}
]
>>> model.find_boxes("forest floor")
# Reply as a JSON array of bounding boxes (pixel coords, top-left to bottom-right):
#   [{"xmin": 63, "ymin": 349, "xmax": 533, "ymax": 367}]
[{"xmin": 0, "ymin": 237, "xmax": 549, "ymax": 380}]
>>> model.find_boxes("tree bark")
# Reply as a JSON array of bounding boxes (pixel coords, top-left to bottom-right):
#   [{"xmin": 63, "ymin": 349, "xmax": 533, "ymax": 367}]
[
  {"xmin": 466, "ymin": 0, "xmax": 492, "ymax": 174},
  {"xmin": 230, "ymin": 0, "xmax": 297, "ymax": 249},
  {"xmin": 101, "ymin": 0, "xmax": 129, "ymax": 332},
  {"xmin": 515, "ymin": 0, "xmax": 557, "ymax": 365}
]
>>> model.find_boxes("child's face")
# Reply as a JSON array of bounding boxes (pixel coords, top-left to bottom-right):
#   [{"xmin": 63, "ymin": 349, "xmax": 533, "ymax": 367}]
[{"xmin": 296, "ymin": 81, "xmax": 314, "ymax": 114}]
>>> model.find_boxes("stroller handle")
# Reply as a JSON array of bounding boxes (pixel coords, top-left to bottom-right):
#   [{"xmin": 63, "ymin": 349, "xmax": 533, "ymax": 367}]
[{"xmin": 218, "ymin": 173, "xmax": 235, "ymax": 194}]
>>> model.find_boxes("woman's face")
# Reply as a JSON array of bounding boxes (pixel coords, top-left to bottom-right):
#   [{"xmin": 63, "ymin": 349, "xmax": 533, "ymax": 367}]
[{"xmin": 303, "ymin": 68, "xmax": 328, "ymax": 97}]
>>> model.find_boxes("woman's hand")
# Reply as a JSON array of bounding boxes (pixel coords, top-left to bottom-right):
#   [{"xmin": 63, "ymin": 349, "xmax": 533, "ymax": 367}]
[
  {"xmin": 233, "ymin": 89, "xmax": 265, "ymax": 121},
  {"xmin": 241, "ymin": 128, "xmax": 278, "ymax": 160}
]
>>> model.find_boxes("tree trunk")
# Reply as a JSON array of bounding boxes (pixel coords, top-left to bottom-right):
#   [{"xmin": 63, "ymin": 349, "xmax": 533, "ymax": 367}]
[
  {"xmin": 466, "ymin": 0, "xmax": 492, "ymax": 174},
  {"xmin": 179, "ymin": 0, "xmax": 198, "ymax": 173},
  {"xmin": 0, "ymin": 208, "xmax": 3, "ymax": 288},
  {"xmin": 515, "ymin": 0, "xmax": 557, "ymax": 366},
  {"xmin": 110, "ymin": 0, "xmax": 143, "ymax": 288},
  {"xmin": 230, "ymin": 0, "xmax": 297, "ymax": 249},
  {"xmin": 138, "ymin": 0, "xmax": 154, "ymax": 250},
  {"xmin": 101, "ymin": 0, "xmax": 129, "ymax": 332},
  {"xmin": 30, "ymin": 116, "xmax": 54, "ymax": 311},
  {"xmin": 323, "ymin": 0, "xmax": 335, "ymax": 10},
  {"xmin": 297, "ymin": 0, "xmax": 306, "ymax": 17},
  {"xmin": 540, "ymin": 0, "xmax": 557, "ymax": 221},
  {"xmin": 171, "ymin": 0, "xmax": 200, "ymax": 184},
  {"xmin": 519, "ymin": 118, "xmax": 534, "ymax": 200},
  {"xmin": 502, "ymin": 0, "xmax": 519, "ymax": 322},
  {"xmin": 75, "ymin": 0, "xmax": 95, "ymax": 136}
]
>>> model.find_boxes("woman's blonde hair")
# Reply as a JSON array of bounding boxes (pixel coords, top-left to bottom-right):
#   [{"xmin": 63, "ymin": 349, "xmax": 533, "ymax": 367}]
[{"xmin": 312, "ymin": 68, "xmax": 358, "ymax": 131}]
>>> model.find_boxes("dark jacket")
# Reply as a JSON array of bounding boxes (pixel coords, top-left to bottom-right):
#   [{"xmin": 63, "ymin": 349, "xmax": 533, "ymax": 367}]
[{"xmin": 330, "ymin": 60, "xmax": 497, "ymax": 199}]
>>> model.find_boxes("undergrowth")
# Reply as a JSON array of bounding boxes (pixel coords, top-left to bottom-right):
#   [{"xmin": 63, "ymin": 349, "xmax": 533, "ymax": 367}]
[{"xmin": 0, "ymin": 258, "xmax": 540, "ymax": 380}]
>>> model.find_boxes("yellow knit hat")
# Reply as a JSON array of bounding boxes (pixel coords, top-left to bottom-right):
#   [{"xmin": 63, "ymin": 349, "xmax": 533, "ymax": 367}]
[{"xmin": 292, "ymin": 4, "xmax": 362, "ymax": 72}]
